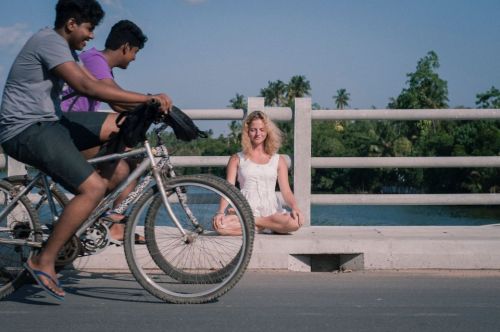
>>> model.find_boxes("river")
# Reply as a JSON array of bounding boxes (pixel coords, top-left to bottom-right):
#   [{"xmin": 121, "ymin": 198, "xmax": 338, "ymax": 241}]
[{"xmin": 1, "ymin": 170, "xmax": 498, "ymax": 226}]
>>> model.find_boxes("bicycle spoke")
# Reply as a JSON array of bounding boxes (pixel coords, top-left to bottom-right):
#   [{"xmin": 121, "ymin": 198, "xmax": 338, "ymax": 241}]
[{"xmin": 124, "ymin": 174, "xmax": 254, "ymax": 303}]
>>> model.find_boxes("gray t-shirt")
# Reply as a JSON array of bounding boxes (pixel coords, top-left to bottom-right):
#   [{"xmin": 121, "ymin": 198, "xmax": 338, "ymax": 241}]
[{"xmin": 0, "ymin": 28, "xmax": 76, "ymax": 143}]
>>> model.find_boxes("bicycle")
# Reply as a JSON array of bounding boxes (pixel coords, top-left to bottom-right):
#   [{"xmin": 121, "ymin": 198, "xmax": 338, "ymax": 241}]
[{"xmin": 0, "ymin": 104, "xmax": 255, "ymax": 303}]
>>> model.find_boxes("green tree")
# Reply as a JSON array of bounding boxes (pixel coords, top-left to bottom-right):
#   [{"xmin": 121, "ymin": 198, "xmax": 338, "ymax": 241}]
[
  {"xmin": 260, "ymin": 80, "xmax": 287, "ymax": 106},
  {"xmin": 228, "ymin": 93, "xmax": 247, "ymax": 111},
  {"xmin": 476, "ymin": 86, "xmax": 500, "ymax": 108},
  {"xmin": 388, "ymin": 51, "xmax": 448, "ymax": 109},
  {"xmin": 333, "ymin": 88, "xmax": 350, "ymax": 109},
  {"xmin": 227, "ymin": 93, "xmax": 246, "ymax": 148},
  {"xmin": 286, "ymin": 75, "xmax": 311, "ymax": 107}
]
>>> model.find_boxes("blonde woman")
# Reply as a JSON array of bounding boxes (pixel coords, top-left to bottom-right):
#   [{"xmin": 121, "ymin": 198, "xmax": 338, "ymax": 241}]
[{"xmin": 213, "ymin": 111, "xmax": 304, "ymax": 235}]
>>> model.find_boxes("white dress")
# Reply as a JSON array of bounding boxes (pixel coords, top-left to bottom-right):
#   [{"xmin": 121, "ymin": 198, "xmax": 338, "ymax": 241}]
[{"xmin": 237, "ymin": 152, "xmax": 284, "ymax": 218}]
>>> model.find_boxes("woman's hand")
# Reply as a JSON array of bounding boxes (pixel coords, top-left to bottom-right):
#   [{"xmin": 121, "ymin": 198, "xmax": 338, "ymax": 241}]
[
  {"xmin": 291, "ymin": 209, "xmax": 304, "ymax": 228},
  {"xmin": 212, "ymin": 212, "xmax": 225, "ymax": 229}
]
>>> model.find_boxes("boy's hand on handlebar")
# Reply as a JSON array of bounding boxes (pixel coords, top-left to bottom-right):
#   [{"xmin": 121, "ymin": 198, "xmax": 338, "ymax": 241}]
[{"xmin": 150, "ymin": 93, "xmax": 172, "ymax": 113}]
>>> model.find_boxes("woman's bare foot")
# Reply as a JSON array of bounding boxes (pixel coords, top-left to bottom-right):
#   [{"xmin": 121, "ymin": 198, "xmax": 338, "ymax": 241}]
[{"xmin": 213, "ymin": 215, "xmax": 243, "ymax": 236}]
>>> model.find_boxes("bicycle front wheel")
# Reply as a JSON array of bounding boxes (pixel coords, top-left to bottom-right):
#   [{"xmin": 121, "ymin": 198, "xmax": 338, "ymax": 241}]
[
  {"xmin": 124, "ymin": 174, "xmax": 254, "ymax": 304},
  {"xmin": 0, "ymin": 180, "xmax": 41, "ymax": 299}
]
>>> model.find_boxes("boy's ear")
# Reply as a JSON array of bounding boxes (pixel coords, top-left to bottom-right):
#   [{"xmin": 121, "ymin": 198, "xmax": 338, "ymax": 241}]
[
  {"xmin": 65, "ymin": 18, "xmax": 78, "ymax": 32},
  {"xmin": 121, "ymin": 42, "xmax": 131, "ymax": 54}
]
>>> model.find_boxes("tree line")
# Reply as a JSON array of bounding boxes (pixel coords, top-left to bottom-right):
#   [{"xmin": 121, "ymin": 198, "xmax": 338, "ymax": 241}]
[{"xmin": 161, "ymin": 51, "xmax": 499, "ymax": 195}]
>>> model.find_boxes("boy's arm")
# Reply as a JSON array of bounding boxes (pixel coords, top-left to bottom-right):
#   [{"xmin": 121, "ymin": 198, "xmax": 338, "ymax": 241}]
[
  {"xmin": 52, "ymin": 61, "xmax": 172, "ymax": 111},
  {"xmin": 81, "ymin": 65, "xmax": 99, "ymax": 82},
  {"xmin": 98, "ymin": 78, "xmax": 136, "ymax": 112}
]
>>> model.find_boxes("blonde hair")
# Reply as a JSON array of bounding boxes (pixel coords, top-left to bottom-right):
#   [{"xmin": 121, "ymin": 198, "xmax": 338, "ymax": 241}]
[{"xmin": 241, "ymin": 111, "xmax": 282, "ymax": 156}]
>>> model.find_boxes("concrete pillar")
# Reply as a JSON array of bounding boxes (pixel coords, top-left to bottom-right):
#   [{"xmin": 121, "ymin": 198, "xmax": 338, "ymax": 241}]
[
  {"xmin": 7, "ymin": 156, "xmax": 26, "ymax": 176},
  {"xmin": 294, "ymin": 98, "xmax": 312, "ymax": 226},
  {"xmin": 247, "ymin": 97, "xmax": 265, "ymax": 115},
  {"xmin": 0, "ymin": 154, "xmax": 5, "ymax": 170}
]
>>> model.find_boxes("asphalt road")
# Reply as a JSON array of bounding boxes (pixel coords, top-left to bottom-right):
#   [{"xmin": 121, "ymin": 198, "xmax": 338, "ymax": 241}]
[{"xmin": 2, "ymin": 270, "xmax": 500, "ymax": 332}]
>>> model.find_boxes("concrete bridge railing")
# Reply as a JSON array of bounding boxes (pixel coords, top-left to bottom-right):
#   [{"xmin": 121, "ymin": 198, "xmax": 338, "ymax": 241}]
[{"xmin": 2, "ymin": 98, "xmax": 500, "ymax": 226}]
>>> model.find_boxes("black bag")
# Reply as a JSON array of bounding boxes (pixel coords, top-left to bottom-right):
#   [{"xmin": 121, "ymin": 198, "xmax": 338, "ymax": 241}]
[
  {"xmin": 164, "ymin": 106, "xmax": 208, "ymax": 141},
  {"xmin": 116, "ymin": 102, "xmax": 159, "ymax": 148}
]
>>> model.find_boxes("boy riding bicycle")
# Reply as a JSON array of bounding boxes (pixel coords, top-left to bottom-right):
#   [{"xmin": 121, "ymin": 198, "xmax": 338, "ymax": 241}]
[
  {"xmin": 0, "ymin": 0, "xmax": 171, "ymax": 300},
  {"xmin": 62, "ymin": 19, "xmax": 150, "ymax": 244}
]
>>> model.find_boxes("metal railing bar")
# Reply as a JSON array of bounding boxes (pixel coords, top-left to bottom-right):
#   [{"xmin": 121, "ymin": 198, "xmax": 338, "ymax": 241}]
[
  {"xmin": 312, "ymin": 156, "xmax": 500, "ymax": 168},
  {"xmin": 311, "ymin": 194, "xmax": 500, "ymax": 205}
]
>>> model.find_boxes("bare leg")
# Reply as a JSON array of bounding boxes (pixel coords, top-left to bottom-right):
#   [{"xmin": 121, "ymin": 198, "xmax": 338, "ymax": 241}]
[
  {"xmin": 95, "ymin": 159, "xmax": 129, "ymax": 241},
  {"xmin": 213, "ymin": 211, "xmax": 302, "ymax": 236},
  {"xmin": 82, "ymin": 113, "xmax": 142, "ymax": 242},
  {"xmin": 255, "ymin": 212, "xmax": 302, "ymax": 234},
  {"xmin": 26, "ymin": 114, "xmax": 129, "ymax": 295},
  {"xmin": 27, "ymin": 172, "xmax": 107, "ymax": 297}
]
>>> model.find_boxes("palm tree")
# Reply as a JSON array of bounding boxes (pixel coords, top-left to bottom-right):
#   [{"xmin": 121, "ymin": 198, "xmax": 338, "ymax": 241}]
[
  {"xmin": 228, "ymin": 93, "xmax": 247, "ymax": 111},
  {"xmin": 286, "ymin": 75, "xmax": 311, "ymax": 106},
  {"xmin": 260, "ymin": 80, "xmax": 287, "ymax": 106},
  {"xmin": 333, "ymin": 88, "xmax": 350, "ymax": 109},
  {"xmin": 227, "ymin": 93, "xmax": 245, "ymax": 146}
]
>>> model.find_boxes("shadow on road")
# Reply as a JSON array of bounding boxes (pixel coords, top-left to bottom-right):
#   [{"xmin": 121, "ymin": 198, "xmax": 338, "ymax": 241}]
[{"xmin": 3, "ymin": 270, "xmax": 163, "ymax": 304}]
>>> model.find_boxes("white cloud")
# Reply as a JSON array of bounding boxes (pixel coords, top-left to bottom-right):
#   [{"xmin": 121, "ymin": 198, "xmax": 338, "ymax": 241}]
[{"xmin": 0, "ymin": 24, "xmax": 31, "ymax": 50}]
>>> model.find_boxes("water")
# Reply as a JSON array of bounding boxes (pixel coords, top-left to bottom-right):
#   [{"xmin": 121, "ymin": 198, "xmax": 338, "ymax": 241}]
[
  {"xmin": 312, "ymin": 205, "xmax": 500, "ymax": 226},
  {"xmin": 2, "ymin": 170, "xmax": 498, "ymax": 226}
]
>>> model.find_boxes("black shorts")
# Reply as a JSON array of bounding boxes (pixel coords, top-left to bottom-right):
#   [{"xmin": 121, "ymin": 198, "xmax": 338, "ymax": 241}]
[{"xmin": 2, "ymin": 112, "xmax": 109, "ymax": 194}]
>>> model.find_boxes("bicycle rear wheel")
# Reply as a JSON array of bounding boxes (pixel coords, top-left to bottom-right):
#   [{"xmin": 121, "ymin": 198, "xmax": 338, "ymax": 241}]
[
  {"xmin": 0, "ymin": 180, "xmax": 41, "ymax": 299},
  {"xmin": 4, "ymin": 175, "xmax": 69, "ymax": 226},
  {"xmin": 124, "ymin": 174, "xmax": 254, "ymax": 304},
  {"xmin": 3, "ymin": 175, "xmax": 77, "ymax": 268}
]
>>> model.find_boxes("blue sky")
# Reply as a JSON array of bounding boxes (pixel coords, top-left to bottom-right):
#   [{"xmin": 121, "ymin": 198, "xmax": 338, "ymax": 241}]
[{"xmin": 0, "ymin": 0, "xmax": 499, "ymax": 133}]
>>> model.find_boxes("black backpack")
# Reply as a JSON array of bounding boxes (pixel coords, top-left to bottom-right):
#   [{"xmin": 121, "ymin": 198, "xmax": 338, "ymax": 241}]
[
  {"xmin": 115, "ymin": 102, "xmax": 159, "ymax": 148},
  {"xmin": 115, "ymin": 103, "xmax": 207, "ymax": 148},
  {"xmin": 164, "ymin": 106, "xmax": 208, "ymax": 142}
]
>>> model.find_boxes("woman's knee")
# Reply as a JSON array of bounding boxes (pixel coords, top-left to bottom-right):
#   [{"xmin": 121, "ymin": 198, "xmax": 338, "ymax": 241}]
[{"xmin": 284, "ymin": 216, "xmax": 300, "ymax": 232}]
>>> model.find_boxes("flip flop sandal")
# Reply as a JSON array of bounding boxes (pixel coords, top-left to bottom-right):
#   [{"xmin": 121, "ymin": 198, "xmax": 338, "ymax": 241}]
[{"xmin": 24, "ymin": 263, "xmax": 64, "ymax": 301}]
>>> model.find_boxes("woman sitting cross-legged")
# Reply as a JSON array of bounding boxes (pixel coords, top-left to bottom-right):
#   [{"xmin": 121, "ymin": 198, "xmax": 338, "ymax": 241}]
[{"xmin": 213, "ymin": 110, "xmax": 304, "ymax": 235}]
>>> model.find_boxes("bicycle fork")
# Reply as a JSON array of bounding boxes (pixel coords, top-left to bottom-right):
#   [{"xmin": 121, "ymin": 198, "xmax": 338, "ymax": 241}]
[{"xmin": 144, "ymin": 141, "xmax": 194, "ymax": 243}]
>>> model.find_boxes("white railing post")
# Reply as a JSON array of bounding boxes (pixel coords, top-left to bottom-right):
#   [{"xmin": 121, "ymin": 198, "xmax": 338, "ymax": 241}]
[
  {"xmin": 7, "ymin": 156, "xmax": 26, "ymax": 176},
  {"xmin": 247, "ymin": 97, "xmax": 265, "ymax": 114},
  {"xmin": 0, "ymin": 153, "xmax": 5, "ymax": 170},
  {"xmin": 294, "ymin": 98, "xmax": 312, "ymax": 226}
]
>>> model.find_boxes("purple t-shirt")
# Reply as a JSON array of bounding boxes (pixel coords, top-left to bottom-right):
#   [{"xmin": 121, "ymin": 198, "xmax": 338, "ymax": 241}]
[{"xmin": 61, "ymin": 47, "xmax": 113, "ymax": 112}]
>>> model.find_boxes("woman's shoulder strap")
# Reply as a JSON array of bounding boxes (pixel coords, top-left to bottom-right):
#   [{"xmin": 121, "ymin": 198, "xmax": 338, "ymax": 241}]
[
  {"xmin": 271, "ymin": 153, "xmax": 281, "ymax": 167},
  {"xmin": 236, "ymin": 151, "xmax": 245, "ymax": 160}
]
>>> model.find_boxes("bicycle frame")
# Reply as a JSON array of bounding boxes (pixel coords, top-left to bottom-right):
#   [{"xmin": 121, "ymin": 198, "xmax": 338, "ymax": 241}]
[
  {"xmin": 1, "ymin": 125, "xmax": 192, "ymax": 248},
  {"xmin": 76, "ymin": 140, "xmax": 189, "ymax": 239}
]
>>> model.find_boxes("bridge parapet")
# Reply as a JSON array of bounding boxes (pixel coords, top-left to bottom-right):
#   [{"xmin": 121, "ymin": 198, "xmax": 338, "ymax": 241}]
[{"xmin": 2, "ymin": 99, "xmax": 499, "ymax": 226}]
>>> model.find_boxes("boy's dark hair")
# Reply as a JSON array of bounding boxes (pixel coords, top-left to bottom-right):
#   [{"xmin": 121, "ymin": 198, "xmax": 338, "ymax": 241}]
[
  {"xmin": 105, "ymin": 20, "xmax": 148, "ymax": 50},
  {"xmin": 55, "ymin": 0, "xmax": 105, "ymax": 29}
]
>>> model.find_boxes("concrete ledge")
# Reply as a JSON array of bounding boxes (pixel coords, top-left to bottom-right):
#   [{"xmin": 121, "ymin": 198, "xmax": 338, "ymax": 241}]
[{"xmin": 72, "ymin": 225, "xmax": 500, "ymax": 272}]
